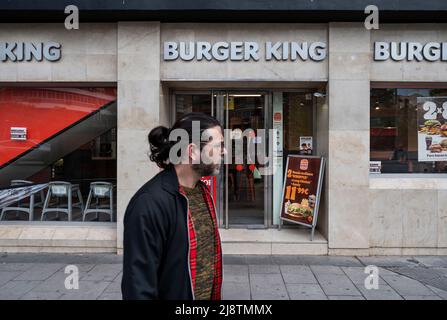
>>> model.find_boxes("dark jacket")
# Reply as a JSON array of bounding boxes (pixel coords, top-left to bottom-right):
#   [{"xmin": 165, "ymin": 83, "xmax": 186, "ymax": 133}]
[{"xmin": 121, "ymin": 166, "xmax": 222, "ymax": 300}]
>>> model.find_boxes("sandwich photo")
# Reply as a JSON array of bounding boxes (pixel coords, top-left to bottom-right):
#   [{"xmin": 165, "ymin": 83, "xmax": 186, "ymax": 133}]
[{"xmin": 420, "ymin": 120, "xmax": 442, "ymax": 135}]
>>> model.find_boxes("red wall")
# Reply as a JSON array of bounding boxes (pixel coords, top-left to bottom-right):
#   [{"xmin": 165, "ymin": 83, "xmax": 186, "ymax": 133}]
[{"xmin": 0, "ymin": 88, "xmax": 116, "ymax": 167}]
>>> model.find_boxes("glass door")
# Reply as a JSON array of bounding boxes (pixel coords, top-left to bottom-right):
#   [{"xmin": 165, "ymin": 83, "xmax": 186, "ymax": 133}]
[
  {"xmin": 215, "ymin": 91, "xmax": 271, "ymax": 229},
  {"xmin": 174, "ymin": 90, "xmax": 272, "ymax": 229}
]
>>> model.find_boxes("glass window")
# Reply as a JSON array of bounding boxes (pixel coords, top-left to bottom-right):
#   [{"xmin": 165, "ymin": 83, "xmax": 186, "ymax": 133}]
[
  {"xmin": 370, "ymin": 88, "xmax": 447, "ymax": 174},
  {"xmin": 283, "ymin": 92, "xmax": 315, "ymax": 169},
  {"xmin": 175, "ymin": 94, "xmax": 212, "ymax": 119},
  {"xmin": 0, "ymin": 87, "xmax": 117, "ymax": 222}
]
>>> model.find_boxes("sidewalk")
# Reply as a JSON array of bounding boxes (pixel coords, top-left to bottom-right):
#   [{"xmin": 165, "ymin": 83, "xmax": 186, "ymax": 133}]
[{"xmin": 1, "ymin": 253, "xmax": 447, "ymax": 300}]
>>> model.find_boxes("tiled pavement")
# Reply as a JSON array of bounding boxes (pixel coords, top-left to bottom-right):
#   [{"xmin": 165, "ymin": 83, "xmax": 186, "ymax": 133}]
[{"xmin": 1, "ymin": 253, "xmax": 447, "ymax": 300}]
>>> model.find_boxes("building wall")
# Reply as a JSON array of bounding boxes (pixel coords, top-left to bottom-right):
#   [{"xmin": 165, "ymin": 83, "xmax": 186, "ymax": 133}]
[{"xmin": 0, "ymin": 22, "xmax": 446, "ymax": 255}]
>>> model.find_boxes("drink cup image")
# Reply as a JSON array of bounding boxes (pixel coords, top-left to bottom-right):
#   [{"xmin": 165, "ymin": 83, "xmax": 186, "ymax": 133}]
[{"xmin": 426, "ymin": 136, "xmax": 433, "ymax": 150}]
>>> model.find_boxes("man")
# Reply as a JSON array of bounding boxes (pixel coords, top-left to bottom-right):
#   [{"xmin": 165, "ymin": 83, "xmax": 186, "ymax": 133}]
[{"xmin": 121, "ymin": 112, "xmax": 226, "ymax": 300}]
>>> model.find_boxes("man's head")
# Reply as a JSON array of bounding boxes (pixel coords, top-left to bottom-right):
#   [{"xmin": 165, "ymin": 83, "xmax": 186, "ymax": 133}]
[{"xmin": 148, "ymin": 112, "xmax": 225, "ymax": 177}]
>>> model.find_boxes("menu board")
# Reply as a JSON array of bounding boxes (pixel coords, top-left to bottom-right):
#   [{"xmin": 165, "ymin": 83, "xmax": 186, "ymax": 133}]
[
  {"xmin": 280, "ymin": 155, "xmax": 325, "ymax": 228},
  {"xmin": 417, "ymin": 97, "xmax": 447, "ymax": 162}
]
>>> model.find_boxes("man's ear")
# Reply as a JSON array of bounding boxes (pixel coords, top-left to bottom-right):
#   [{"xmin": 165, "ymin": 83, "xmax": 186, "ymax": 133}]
[{"xmin": 188, "ymin": 143, "xmax": 200, "ymax": 163}]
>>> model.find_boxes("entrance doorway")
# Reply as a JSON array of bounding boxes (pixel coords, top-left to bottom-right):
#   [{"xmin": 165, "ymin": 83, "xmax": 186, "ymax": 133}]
[{"xmin": 173, "ymin": 91, "xmax": 272, "ymax": 229}]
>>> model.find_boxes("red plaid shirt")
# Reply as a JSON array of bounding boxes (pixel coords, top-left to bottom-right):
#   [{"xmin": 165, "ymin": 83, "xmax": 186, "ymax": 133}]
[{"xmin": 179, "ymin": 181, "xmax": 223, "ymax": 300}]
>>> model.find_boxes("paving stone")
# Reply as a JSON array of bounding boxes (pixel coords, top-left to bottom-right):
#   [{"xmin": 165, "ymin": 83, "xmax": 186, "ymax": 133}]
[
  {"xmin": 427, "ymin": 285, "xmax": 447, "ymax": 300},
  {"xmin": 280, "ymin": 265, "xmax": 318, "ymax": 284},
  {"xmin": 272, "ymin": 256, "xmax": 301, "ymax": 265},
  {"xmin": 0, "ymin": 281, "xmax": 42, "ymax": 299},
  {"xmin": 21, "ymin": 290, "xmax": 63, "ymax": 300},
  {"xmin": 104, "ymin": 281, "xmax": 122, "ymax": 293},
  {"xmin": 403, "ymin": 295, "xmax": 442, "ymax": 300},
  {"xmin": 14, "ymin": 264, "xmax": 64, "ymax": 281},
  {"xmin": 381, "ymin": 275, "xmax": 435, "ymax": 296},
  {"xmin": 249, "ymin": 265, "xmax": 280, "ymax": 274},
  {"xmin": 342, "ymin": 267, "xmax": 388, "ymax": 286},
  {"xmin": 223, "ymin": 255, "xmax": 247, "ymax": 265},
  {"xmin": 310, "ymin": 265, "xmax": 345, "ymax": 275},
  {"xmin": 222, "ymin": 282, "xmax": 251, "ymax": 300},
  {"xmin": 246, "ymin": 255, "xmax": 275, "ymax": 265},
  {"xmin": 298, "ymin": 256, "xmax": 362, "ymax": 267},
  {"xmin": 250, "ymin": 273, "xmax": 285, "ymax": 287},
  {"xmin": 97, "ymin": 292, "xmax": 122, "ymax": 300},
  {"xmin": 58, "ymin": 280, "xmax": 110, "ymax": 300},
  {"xmin": 251, "ymin": 285, "xmax": 289, "ymax": 300},
  {"xmin": 286, "ymin": 284, "xmax": 327, "ymax": 300},
  {"xmin": 328, "ymin": 295, "xmax": 365, "ymax": 300},
  {"xmin": 414, "ymin": 256, "xmax": 447, "ymax": 268},
  {"xmin": 0, "ymin": 263, "xmax": 34, "ymax": 272},
  {"xmin": 81, "ymin": 264, "xmax": 122, "ymax": 282},
  {"xmin": 355, "ymin": 284, "xmax": 403, "ymax": 300},
  {"xmin": 358, "ymin": 256, "xmax": 421, "ymax": 268},
  {"xmin": 0, "ymin": 271, "xmax": 22, "ymax": 287}
]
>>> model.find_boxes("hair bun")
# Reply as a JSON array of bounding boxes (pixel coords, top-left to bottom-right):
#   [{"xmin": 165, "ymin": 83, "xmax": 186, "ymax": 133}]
[{"xmin": 148, "ymin": 126, "xmax": 172, "ymax": 168}]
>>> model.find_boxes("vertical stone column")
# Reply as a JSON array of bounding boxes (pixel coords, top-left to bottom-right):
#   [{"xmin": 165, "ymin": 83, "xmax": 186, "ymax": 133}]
[
  {"xmin": 117, "ymin": 22, "xmax": 161, "ymax": 253},
  {"xmin": 328, "ymin": 23, "xmax": 371, "ymax": 253}
]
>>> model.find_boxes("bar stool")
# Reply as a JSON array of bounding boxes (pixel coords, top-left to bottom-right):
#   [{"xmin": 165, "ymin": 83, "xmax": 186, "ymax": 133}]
[
  {"xmin": 41, "ymin": 181, "xmax": 84, "ymax": 221},
  {"xmin": 0, "ymin": 180, "xmax": 42, "ymax": 221},
  {"xmin": 82, "ymin": 182, "xmax": 114, "ymax": 222}
]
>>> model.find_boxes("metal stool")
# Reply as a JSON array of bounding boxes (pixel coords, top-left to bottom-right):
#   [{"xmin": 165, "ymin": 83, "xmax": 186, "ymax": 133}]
[
  {"xmin": 41, "ymin": 181, "xmax": 84, "ymax": 221},
  {"xmin": 0, "ymin": 180, "xmax": 43, "ymax": 221},
  {"xmin": 83, "ymin": 182, "xmax": 114, "ymax": 222}
]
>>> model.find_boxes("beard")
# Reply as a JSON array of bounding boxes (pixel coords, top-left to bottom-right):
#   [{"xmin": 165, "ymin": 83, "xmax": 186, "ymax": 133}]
[{"xmin": 192, "ymin": 163, "xmax": 221, "ymax": 177}]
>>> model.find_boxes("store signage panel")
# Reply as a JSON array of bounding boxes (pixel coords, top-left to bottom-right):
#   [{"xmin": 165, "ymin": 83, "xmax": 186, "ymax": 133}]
[
  {"xmin": 163, "ymin": 41, "xmax": 327, "ymax": 62},
  {"xmin": 0, "ymin": 42, "xmax": 61, "ymax": 62}
]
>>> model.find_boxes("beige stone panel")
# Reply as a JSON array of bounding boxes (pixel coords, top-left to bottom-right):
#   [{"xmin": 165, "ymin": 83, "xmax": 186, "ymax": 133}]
[
  {"xmin": 222, "ymin": 242, "xmax": 271, "ymax": 255},
  {"xmin": 328, "ymin": 80, "xmax": 370, "ymax": 131},
  {"xmin": 117, "ymin": 128, "xmax": 152, "ymax": 163},
  {"xmin": 272, "ymin": 243, "xmax": 328, "ymax": 255},
  {"xmin": 369, "ymin": 189, "xmax": 403, "ymax": 248},
  {"xmin": 402, "ymin": 248, "xmax": 439, "ymax": 255},
  {"xmin": 118, "ymin": 54, "xmax": 159, "ymax": 81},
  {"xmin": 51, "ymin": 53, "xmax": 87, "ymax": 81},
  {"xmin": 0, "ymin": 226, "xmax": 23, "ymax": 239},
  {"xmin": 17, "ymin": 61, "xmax": 52, "ymax": 81},
  {"xmin": 401, "ymin": 190, "xmax": 437, "ymax": 248},
  {"xmin": 52, "ymin": 227, "xmax": 90, "ymax": 240},
  {"xmin": 118, "ymin": 80, "xmax": 160, "ymax": 130},
  {"xmin": 328, "ymin": 186, "xmax": 370, "ymax": 249},
  {"xmin": 85, "ymin": 24, "xmax": 118, "ymax": 55},
  {"xmin": 328, "ymin": 130, "xmax": 369, "ymax": 188},
  {"xmin": 402, "ymin": 61, "xmax": 444, "ymax": 82},
  {"xmin": 370, "ymin": 60, "xmax": 405, "ymax": 81},
  {"xmin": 0, "ymin": 63, "xmax": 18, "ymax": 81},
  {"xmin": 118, "ymin": 160, "xmax": 159, "ymax": 192},
  {"xmin": 85, "ymin": 227, "xmax": 116, "ymax": 241},
  {"xmin": 329, "ymin": 52, "xmax": 370, "ymax": 81},
  {"xmin": 369, "ymin": 177, "xmax": 444, "ymax": 190},
  {"xmin": 118, "ymin": 22, "xmax": 160, "ymax": 55},
  {"xmin": 328, "ymin": 248, "xmax": 371, "ymax": 256},
  {"xmin": 329, "ymin": 23, "xmax": 370, "ymax": 53},
  {"xmin": 159, "ymin": 84, "xmax": 171, "ymax": 127},
  {"xmin": 369, "ymin": 247, "xmax": 403, "ymax": 256},
  {"xmin": 86, "ymin": 54, "xmax": 117, "ymax": 81},
  {"xmin": 18, "ymin": 227, "xmax": 55, "ymax": 240},
  {"xmin": 438, "ymin": 190, "xmax": 447, "ymax": 247}
]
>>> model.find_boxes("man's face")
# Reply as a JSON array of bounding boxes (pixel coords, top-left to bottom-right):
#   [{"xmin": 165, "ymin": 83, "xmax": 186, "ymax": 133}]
[{"xmin": 192, "ymin": 126, "xmax": 226, "ymax": 177}]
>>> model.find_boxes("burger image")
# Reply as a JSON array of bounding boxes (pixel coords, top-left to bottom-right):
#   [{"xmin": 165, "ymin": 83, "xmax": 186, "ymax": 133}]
[
  {"xmin": 441, "ymin": 124, "xmax": 447, "ymax": 137},
  {"xmin": 287, "ymin": 202, "xmax": 313, "ymax": 218},
  {"xmin": 429, "ymin": 143, "xmax": 443, "ymax": 153},
  {"xmin": 441, "ymin": 139, "xmax": 447, "ymax": 150},
  {"xmin": 424, "ymin": 120, "xmax": 442, "ymax": 135}
]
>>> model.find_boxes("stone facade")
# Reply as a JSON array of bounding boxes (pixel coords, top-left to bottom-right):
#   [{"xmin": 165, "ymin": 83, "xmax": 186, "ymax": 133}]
[{"xmin": 0, "ymin": 22, "xmax": 446, "ymax": 255}]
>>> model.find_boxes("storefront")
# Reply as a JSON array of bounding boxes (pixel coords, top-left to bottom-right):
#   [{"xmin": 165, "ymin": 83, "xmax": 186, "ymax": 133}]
[{"xmin": 0, "ymin": 2, "xmax": 446, "ymax": 255}]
